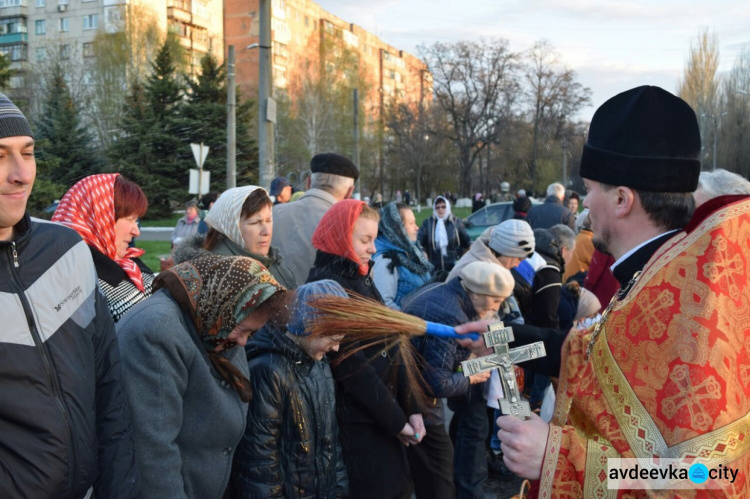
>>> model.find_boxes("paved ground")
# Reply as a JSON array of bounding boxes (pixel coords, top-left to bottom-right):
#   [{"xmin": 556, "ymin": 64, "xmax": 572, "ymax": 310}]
[{"xmin": 138, "ymin": 227, "xmax": 173, "ymax": 241}]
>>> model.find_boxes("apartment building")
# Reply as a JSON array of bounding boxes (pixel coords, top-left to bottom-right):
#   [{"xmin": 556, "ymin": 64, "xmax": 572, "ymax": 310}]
[
  {"xmin": 225, "ymin": 0, "xmax": 430, "ymax": 119},
  {"xmin": 0, "ymin": 0, "xmax": 222, "ymax": 95}
]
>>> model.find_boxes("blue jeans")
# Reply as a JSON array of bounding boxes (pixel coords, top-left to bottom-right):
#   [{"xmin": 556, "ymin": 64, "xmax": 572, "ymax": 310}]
[{"xmin": 449, "ymin": 385, "xmax": 488, "ymax": 499}]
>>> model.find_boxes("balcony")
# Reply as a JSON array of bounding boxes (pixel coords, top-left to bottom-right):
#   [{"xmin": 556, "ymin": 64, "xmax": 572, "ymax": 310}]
[
  {"xmin": 0, "ymin": 5, "xmax": 27, "ymax": 18},
  {"xmin": 0, "ymin": 32, "xmax": 26, "ymax": 44},
  {"xmin": 167, "ymin": 6, "xmax": 192, "ymax": 24}
]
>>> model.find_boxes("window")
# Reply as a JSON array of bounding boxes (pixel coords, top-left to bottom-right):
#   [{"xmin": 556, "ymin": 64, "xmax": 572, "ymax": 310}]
[
  {"xmin": 35, "ymin": 46, "xmax": 45, "ymax": 61},
  {"xmin": 0, "ymin": 44, "xmax": 27, "ymax": 61},
  {"xmin": 36, "ymin": 0, "xmax": 45, "ymax": 6},
  {"xmin": 59, "ymin": 17, "xmax": 68, "ymax": 32},
  {"xmin": 35, "ymin": 19, "xmax": 45, "ymax": 35},
  {"xmin": 0, "ymin": 0, "xmax": 22, "ymax": 7},
  {"xmin": 83, "ymin": 14, "xmax": 97, "ymax": 30},
  {"xmin": 83, "ymin": 42, "xmax": 94, "ymax": 57},
  {"xmin": 59, "ymin": 44, "xmax": 70, "ymax": 59}
]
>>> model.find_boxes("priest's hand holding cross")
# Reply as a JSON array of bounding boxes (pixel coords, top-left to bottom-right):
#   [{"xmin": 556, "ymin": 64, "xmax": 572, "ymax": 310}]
[{"xmin": 455, "ymin": 320, "xmax": 551, "ymax": 480}]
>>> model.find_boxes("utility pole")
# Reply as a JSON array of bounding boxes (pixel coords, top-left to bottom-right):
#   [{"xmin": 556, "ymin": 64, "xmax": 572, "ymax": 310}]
[
  {"xmin": 562, "ymin": 140, "xmax": 568, "ymax": 187},
  {"xmin": 258, "ymin": 0, "xmax": 275, "ymax": 189},
  {"xmin": 353, "ymin": 88, "xmax": 360, "ymax": 199},
  {"xmin": 226, "ymin": 45, "xmax": 236, "ymax": 189},
  {"xmin": 702, "ymin": 112, "xmax": 728, "ymax": 171}
]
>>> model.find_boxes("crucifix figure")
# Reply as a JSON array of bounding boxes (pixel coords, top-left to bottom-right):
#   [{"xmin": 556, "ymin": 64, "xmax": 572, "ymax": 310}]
[{"xmin": 460, "ymin": 321, "xmax": 546, "ymax": 419}]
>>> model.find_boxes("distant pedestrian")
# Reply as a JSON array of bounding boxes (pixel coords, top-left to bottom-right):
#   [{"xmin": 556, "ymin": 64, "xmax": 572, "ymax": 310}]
[
  {"xmin": 395, "ymin": 189, "xmax": 403, "ymax": 203},
  {"xmin": 173, "ymin": 199, "xmax": 201, "ymax": 246},
  {"xmin": 270, "ymin": 176, "xmax": 292, "ymax": 204},
  {"xmin": 404, "ymin": 189, "xmax": 412, "ymax": 205},
  {"xmin": 472, "ymin": 192, "xmax": 484, "ymax": 213},
  {"xmin": 418, "ymin": 196, "xmax": 471, "ymax": 276},
  {"xmin": 526, "ymin": 183, "xmax": 576, "ymax": 230}
]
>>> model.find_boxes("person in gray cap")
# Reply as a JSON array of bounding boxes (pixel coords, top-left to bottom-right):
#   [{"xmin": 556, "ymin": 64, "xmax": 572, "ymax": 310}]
[
  {"xmin": 460, "ymin": 86, "xmax": 750, "ymax": 497},
  {"xmin": 0, "ymin": 92, "xmax": 139, "ymax": 497},
  {"xmin": 272, "ymin": 153, "xmax": 359, "ymax": 284}
]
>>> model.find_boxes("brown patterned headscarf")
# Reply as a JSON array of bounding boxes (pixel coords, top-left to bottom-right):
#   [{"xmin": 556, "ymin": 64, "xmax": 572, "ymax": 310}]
[{"xmin": 154, "ymin": 255, "xmax": 286, "ymax": 401}]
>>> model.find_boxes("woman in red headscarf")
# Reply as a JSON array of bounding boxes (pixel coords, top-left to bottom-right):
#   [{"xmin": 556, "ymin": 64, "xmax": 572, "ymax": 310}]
[
  {"xmin": 306, "ymin": 199, "xmax": 425, "ymax": 499},
  {"xmin": 52, "ymin": 173, "xmax": 152, "ymax": 322}
]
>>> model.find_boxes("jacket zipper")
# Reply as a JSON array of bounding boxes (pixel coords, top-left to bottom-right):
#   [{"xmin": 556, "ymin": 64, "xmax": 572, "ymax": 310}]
[{"xmin": 5, "ymin": 247, "xmax": 78, "ymax": 494}]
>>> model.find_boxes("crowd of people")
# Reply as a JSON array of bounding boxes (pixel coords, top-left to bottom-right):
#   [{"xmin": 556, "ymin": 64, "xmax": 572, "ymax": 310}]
[{"xmin": 3, "ymin": 83, "xmax": 750, "ymax": 499}]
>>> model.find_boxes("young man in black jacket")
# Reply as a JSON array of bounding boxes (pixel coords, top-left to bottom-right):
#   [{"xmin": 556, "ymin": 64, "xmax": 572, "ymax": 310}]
[{"xmin": 0, "ymin": 92, "xmax": 139, "ymax": 498}]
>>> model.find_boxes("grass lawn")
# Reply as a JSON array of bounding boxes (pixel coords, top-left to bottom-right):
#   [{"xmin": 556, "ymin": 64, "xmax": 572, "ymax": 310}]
[
  {"xmin": 137, "ymin": 240, "xmax": 172, "ymax": 271},
  {"xmin": 414, "ymin": 205, "xmax": 471, "ymax": 226}
]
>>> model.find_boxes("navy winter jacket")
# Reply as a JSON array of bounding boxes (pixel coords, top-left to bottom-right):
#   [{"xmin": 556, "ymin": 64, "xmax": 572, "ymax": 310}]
[
  {"xmin": 402, "ymin": 277, "xmax": 477, "ymax": 424},
  {"xmin": 0, "ymin": 214, "xmax": 139, "ymax": 498}
]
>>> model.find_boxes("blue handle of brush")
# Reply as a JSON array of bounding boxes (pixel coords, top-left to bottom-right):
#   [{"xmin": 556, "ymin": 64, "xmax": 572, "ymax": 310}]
[{"xmin": 425, "ymin": 322, "xmax": 480, "ymax": 340}]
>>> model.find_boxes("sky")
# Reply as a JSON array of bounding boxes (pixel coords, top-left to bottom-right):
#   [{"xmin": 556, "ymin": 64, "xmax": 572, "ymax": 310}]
[{"xmin": 315, "ymin": 0, "xmax": 750, "ymax": 121}]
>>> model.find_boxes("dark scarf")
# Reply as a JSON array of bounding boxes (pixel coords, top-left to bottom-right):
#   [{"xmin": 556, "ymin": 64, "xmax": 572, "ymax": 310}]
[
  {"xmin": 377, "ymin": 202, "xmax": 433, "ymax": 275},
  {"xmin": 154, "ymin": 255, "xmax": 284, "ymax": 401}
]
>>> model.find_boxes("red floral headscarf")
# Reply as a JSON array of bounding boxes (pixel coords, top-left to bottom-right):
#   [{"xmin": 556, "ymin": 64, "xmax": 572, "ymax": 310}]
[
  {"xmin": 312, "ymin": 199, "xmax": 369, "ymax": 275},
  {"xmin": 52, "ymin": 173, "xmax": 147, "ymax": 291}
]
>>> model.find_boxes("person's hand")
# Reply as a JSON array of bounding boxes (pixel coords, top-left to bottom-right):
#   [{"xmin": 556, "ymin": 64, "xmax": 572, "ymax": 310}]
[
  {"xmin": 407, "ymin": 414, "xmax": 426, "ymax": 445},
  {"xmin": 398, "ymin": 422, "xmax": 415, "ymax": 447},
  {"xmin": 469, "ymin": 371, "xmax": 491, "ymax": 385},
  {"xmin": 454, "ymin": 320, "xmax": 492, "ymax": 356},
  {"xmin": 496, "ymin": 412, "xmax": 549, "ymax": 480}
]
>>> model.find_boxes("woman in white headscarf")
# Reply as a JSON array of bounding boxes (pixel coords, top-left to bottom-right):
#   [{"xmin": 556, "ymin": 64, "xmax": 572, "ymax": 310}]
[
  {"xmin": 173, "ymin": 186, "xmax": 297, "ymax": 289},
  {"xmin": 417, "ymin": 195, "xmax": 471, "ymax": 275}
]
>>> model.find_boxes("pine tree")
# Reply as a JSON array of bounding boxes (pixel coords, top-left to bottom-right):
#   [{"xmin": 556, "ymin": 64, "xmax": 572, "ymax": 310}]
[
  {"xmin": 34, "ymin": 63, "xmax": 102, "ymax": 189},
  {"xmin": 182, "ymin": 52, "xmax": 257, "ymax": 189},
  {"xmin": 108, "ymin": 37, "xmax": 191, "ymax": 218},
  {"xmin": 0, "ymin": 52, "xmax": 13, "ymax": 90}
]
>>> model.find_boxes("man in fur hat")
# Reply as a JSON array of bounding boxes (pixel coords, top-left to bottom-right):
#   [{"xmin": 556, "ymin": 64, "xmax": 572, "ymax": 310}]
[{"xmin": 459, "ymin": 86, "xmax": 750, "ymax": 497}]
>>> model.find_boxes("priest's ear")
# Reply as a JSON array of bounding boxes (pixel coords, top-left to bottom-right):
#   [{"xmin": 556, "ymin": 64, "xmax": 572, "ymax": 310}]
[{"xmin": 613, "ymin": 186, "xmax": 637, "ymax": 219}]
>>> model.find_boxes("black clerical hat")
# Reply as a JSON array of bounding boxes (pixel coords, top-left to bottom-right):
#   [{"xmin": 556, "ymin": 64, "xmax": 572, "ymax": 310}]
[{"xmin": 579, "ymin": 86, "xmax": 701, "ymax": 192}]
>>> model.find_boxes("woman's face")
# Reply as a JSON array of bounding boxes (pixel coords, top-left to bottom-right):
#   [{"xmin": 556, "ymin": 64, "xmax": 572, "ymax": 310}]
[
  {"xmin": 240, "ymin": 204, "xmax": 273, "ymax": 256},
  {"xmin": 186, "ymin": 206, "xmax": 199, "ymax": 219},
  {"xmin": 214, "ymin": 307, "xmax": 270, "ymax": 352},
  {"xmin": 113, "ymin": 215, "xmax": 140, "ymax": 259},
  {"xmin": 400, "ymin": 208, "xmax": 418, "ymax": 242},
  {"xmin": 351, "ymin": 216, "xmax": 378, "ymax": 265},
  {"xmin": 467, "ymin": 291, "xmax": 505, "ymax": 319},
  {"xmin": 434, "ymin": 201, "xmax": 447, "ymax": 216}
]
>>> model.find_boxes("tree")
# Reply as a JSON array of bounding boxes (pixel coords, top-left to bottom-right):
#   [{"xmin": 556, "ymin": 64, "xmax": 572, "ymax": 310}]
[
  {"xmin": 419, "ymin": 38, "xmax": 520, "ymax": 197},
  {"xmin": 678, "ymin": 29, "xmax": 721, "ymax": 170},
  {"xmin": 34, "ymin": 63, "xmax": 102, "ymax": 189},
  {"xmin": 524, "ymin": 40, "xmax": 592, "ymax": 191},
  {"xmin": 89, "ymin": 1, "xmax": 162, "ymax": 148},
  {"xmin": 183, "ymin": 52, "xmax": 258, "ymax": 188},
  {"xmin": 0, "ymin": 52, "xmax": 13, "ymax": 90},
  {"xmin": 276, "ymin": 35, "xmax": 372, "ymax": 181},
  {"xmin": 717, "ymin": 48, "xmax": 750, "ymax": 178},
  {"xmin": 384, "ymin": 99, "xmax": 455, "ymax": 205},
  {"xmin": 108, "ymin": 36, "xmax": 191, "ymax": 218}
]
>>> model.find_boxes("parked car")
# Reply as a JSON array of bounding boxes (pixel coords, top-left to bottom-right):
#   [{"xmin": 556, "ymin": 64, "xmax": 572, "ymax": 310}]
[{"xmin": 463, "ymin": 200, "xmax": 539, "ymax": 240}]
